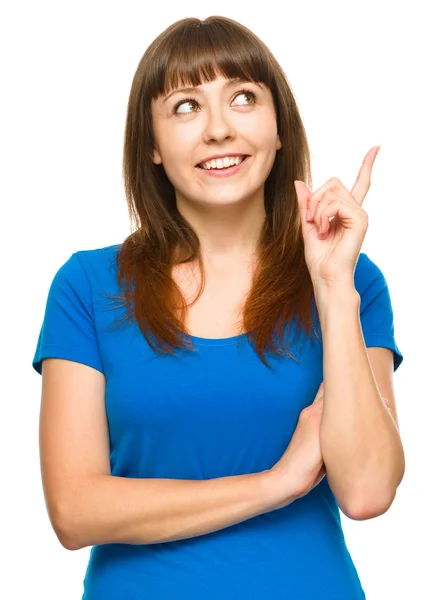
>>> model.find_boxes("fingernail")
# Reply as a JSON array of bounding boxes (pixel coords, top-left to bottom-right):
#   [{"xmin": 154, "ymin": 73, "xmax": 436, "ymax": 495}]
[{"xmin": 375, "ymin": 145, "xmax": 381, "ymax": 157}]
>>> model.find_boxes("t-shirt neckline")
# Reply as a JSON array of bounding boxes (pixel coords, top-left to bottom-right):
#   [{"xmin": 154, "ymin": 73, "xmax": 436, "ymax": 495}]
[{"xmin": 186, "ymin": 332, "xmax": 249, "ymax": 347}]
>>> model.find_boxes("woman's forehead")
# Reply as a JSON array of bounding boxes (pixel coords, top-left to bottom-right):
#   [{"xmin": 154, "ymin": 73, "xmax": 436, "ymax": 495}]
[{"xmin": 159, "ymin": 73, "xmax": 266, "ymax": 101}]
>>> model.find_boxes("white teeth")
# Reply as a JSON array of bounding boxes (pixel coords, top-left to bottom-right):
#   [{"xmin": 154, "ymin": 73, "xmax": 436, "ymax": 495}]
[{"xmin": 200, "ymin": 156, "xmax": 245, "ymax": 170}]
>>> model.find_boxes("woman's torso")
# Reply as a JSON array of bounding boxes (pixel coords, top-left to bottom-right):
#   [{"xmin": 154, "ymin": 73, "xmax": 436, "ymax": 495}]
[{"xmin": 59, "ymin": 245, "xmax": 364, "ymax": 600}]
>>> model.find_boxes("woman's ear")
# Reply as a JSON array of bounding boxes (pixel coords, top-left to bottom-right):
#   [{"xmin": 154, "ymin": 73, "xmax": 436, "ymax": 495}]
[
  {"xmin": 152, "ymin": 147, "xmax": 162, "ymax": 165},
  {"xmin": 276, "ymin": 135, "xmax": 282, "ymax": 151}
]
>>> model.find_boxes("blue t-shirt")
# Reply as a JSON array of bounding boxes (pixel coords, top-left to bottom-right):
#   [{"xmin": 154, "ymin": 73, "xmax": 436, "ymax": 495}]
[{"xmin": 32, "ymin": 244, "xmax": 403, "ymax": 600}]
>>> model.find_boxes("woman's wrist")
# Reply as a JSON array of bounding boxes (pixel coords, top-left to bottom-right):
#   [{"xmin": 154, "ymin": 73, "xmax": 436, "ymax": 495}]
[{"xmin": 261, "ymin": 467, "xmax": 303, "ymax": 509}]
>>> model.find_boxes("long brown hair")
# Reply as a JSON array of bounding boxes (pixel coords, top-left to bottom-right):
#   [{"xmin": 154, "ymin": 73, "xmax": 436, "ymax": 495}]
[{"xmin": 105, "ymin": 15, "xmax": 320, "ymax": 370}]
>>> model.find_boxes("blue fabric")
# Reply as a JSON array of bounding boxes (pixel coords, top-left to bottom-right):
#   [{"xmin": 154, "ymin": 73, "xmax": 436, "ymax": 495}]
[{"xmin": 32, "ymin": 244, "xmax": 403, "ymax": 599}]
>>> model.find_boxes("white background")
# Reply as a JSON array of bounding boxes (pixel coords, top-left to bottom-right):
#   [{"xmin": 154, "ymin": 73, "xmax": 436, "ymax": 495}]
[{"xmin": 3, "ymin": 1, "xmax": 446, "ymax": 598}]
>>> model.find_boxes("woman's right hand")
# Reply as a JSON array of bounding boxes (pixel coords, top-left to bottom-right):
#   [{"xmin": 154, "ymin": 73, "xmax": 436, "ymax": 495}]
[{"xmin": 270, "ymin": 382, "xmax": 327, "ymax": 503}]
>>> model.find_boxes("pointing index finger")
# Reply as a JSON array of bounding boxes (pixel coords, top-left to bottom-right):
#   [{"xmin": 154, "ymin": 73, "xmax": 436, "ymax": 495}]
[{"xmin": 351, "ymin": 146, "xmax": 380, "ymax": 205}]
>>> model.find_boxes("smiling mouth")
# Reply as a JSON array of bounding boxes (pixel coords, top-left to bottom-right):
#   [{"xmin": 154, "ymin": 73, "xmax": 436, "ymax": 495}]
[{"xmin": 196, "ymin": 156, "xmax": 249, "ymax": 170}]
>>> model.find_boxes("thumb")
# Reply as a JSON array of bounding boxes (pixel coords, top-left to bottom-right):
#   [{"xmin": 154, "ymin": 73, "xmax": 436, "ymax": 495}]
[
  {"xmin": 294, "ymin": 180, "xmax": 312, "ymax": 227},
  {"xmin": 313, "ymin": 381, "xmax": 325, "ymax": 403}
]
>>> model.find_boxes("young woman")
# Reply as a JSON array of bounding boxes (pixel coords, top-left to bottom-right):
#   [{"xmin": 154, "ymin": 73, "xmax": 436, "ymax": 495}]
[{"xmin": 33, "ymin": 15, "xmax": 405, "ymax": 600}]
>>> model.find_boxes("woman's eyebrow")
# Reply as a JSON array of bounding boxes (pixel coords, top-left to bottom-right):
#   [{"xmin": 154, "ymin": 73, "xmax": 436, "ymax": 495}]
[{"xmin": 162, "ymin": 79, "xmax": 264, "ymax": 104}]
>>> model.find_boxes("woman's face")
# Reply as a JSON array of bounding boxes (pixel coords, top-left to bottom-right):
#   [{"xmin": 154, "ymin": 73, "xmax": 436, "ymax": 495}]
[{"xmin": 151, "ymin": 75, "xmax": 282, "ymax": 209}]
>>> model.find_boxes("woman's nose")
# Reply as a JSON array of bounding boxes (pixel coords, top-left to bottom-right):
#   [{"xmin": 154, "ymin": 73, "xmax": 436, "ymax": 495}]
[{"xmin": 202, "ymin": 108, "xmax": 236, "ymax": 141}]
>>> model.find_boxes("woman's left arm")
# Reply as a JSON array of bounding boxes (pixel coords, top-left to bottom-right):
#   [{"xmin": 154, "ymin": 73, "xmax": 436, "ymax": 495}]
[{"xmin": 316, "ymin": 283, "xmax": 405, "ymax": 521}]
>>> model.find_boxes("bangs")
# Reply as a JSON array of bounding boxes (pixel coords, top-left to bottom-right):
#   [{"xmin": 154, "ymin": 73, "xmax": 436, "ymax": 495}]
[{"xmin": 148, "ymin": 19, "xmax": 275, "ymax": 102}]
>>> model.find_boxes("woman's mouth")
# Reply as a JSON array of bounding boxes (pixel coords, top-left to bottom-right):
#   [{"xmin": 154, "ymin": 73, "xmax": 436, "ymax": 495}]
[{"xmin": 195, "ymin": 156, "xmax": 250, "ymax": 178}]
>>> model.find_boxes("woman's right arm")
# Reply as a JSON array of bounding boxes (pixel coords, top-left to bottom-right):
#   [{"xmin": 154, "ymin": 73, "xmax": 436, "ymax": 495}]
[
  {"xmin": 39, "ymin": 359, "xmax": 315, "ymax": 551},
  {"xmin": 62, "ymin": 470, "xmax": 292, "ymax": 550}
]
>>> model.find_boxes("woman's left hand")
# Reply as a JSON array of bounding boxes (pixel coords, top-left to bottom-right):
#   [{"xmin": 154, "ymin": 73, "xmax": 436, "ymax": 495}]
[{"xmin": 294, "ymin": 146, "xmax": 380, "ymax": 288}]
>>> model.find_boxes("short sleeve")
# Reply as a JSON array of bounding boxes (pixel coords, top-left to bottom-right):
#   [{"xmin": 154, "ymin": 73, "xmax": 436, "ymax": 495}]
[
  {"xmin": 32, "ymin": 252, "xmax": 105, "ymax": 376},
  {"xmin": 356, "ymin": 253, "xmax": 404, "ymax": 372}
]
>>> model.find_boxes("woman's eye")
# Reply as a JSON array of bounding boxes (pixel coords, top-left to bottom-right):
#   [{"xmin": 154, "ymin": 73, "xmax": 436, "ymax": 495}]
[
  {"xmin": 174, "ymin": 91, "xmax": 256, "ymax": 115},
  {"xmin": 174, "ymin": 99, "xmax": 197, "ymax": 114},
  {"xmin": 234, "ymin": 91, "xmax": 256, "ymax": 106}
]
